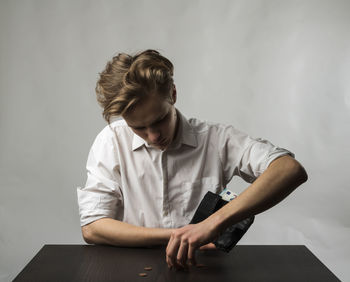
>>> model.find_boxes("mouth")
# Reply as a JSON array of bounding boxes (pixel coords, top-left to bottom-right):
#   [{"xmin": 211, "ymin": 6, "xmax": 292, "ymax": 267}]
[{"xmin": 153, "ymin": 139, "xmax": 167, "ymax": 147}]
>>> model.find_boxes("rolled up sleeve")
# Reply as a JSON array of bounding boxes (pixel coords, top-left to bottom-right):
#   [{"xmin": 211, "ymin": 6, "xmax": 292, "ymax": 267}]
[
  {"xmin": 77, "ymin": 128, "xmax": 123, "ymax": 227},
  {"xmin": 219, "ymin": 126, "xmax": 294, "ymax": 184}
]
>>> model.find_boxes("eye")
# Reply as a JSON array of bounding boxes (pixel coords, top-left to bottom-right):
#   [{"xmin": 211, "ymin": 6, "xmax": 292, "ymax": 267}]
[
  {"xmin": 154, "ymin": 118, "xmax": 164, "ymax": 125},
  {"xmin": 155, "ymin": 113, "xmax": 169, "ymax": 125},
  {"xmin": 133, "ymin": 126, "xmax": 146, "ymax": 130}
]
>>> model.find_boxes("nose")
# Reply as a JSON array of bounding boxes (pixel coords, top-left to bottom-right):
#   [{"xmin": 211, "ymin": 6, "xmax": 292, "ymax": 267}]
[{"xmin": 147, "ymin": 128, "xmax": 161, "ymax": 143}]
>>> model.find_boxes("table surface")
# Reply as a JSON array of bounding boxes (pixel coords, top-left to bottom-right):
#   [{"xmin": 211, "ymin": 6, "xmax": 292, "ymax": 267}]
[{"xmin": 13, "ymin": 245, "xmax": 340, "ymax": 282}]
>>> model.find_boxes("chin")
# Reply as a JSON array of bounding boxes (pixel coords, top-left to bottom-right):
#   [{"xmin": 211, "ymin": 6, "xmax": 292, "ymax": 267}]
[
  {"xmin": 155, "ymin": 144, "xmax": 167, "ymax": 150},
  {"xmin": 151, "ymin": 139, "xmax": 169, "ymax": 150}
]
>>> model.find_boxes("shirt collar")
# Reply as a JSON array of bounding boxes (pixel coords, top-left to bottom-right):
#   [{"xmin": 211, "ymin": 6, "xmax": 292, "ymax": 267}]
[
  {"xmin": 174, "ymin": 110, "xmax": 197, "ymax": 148},
  {"xmin": 131, "ymin": 109, "xmax": 197, "ymax": 151},
  {"xmin": 132, "ymin": 133, "xmax": 147, "ymax": 151}
]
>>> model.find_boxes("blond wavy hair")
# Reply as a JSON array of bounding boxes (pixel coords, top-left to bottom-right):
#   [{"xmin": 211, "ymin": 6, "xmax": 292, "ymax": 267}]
[{"xmin": 96, "ymin": 49, "xmax": 174, "ymax": 124}]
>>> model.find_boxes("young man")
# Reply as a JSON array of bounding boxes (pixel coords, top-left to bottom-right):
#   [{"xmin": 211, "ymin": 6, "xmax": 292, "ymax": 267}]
[{"xmin": 77, "ymin": 50, "xmax": 308, "ymax": 269}]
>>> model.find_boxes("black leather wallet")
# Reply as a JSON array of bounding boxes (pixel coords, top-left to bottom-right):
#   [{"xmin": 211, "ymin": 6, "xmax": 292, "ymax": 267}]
[{"xmin": 190, "ymin": 191, "xmax": 254, "ymax": 252}]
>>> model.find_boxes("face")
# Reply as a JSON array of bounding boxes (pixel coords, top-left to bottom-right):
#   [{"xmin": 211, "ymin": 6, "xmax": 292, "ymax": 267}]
[{"xmin": 122, "ymin": 88, "xmax": 178, "ymax": 150}]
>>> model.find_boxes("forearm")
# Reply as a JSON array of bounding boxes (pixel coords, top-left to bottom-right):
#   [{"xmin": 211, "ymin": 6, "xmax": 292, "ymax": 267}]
[
  {"xmin": 82, "ymin": 218, "xmax": 174, "ymax": 247},
  {"xmin": 209, "ymin": 155, "xmax": 308, "ymax": 233}
]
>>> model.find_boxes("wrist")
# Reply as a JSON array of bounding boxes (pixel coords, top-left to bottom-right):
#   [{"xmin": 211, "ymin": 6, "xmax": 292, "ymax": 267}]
[
  {"xmin": 205, "ymin": 212, "xmax": 226, "ymax": 238},
  {"xmin": 155, "ymin": 228, "xmax": 175, "ymax": 244}
]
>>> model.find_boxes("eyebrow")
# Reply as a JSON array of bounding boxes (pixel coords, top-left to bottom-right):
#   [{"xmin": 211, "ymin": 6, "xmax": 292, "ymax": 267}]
[{"xmin": 129, "ymin": 111, "xmax": 169, "ymax": 129}]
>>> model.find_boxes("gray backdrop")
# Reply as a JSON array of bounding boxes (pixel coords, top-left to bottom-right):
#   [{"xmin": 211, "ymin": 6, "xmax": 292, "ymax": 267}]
[{"xmin": 1, "ymin": 0, "xmax": 349, "ymax": 281}]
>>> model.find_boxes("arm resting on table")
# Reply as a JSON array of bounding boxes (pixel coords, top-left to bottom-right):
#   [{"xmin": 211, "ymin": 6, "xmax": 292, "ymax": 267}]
[{"xmin": 82, "ymin": 218, "xmax": 174, "ymax": 247}]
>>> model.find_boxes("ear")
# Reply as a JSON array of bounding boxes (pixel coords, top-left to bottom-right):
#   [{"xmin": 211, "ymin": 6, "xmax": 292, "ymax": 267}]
[{"xmin": 171, "ymin": 84, "xmax": 177, "ymax": 104}]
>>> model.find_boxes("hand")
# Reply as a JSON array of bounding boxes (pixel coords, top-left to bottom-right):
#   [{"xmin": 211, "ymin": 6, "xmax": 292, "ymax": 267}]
[{"xmin": 165, "ymin": 221, "xmax": 218, "ymax": 270}]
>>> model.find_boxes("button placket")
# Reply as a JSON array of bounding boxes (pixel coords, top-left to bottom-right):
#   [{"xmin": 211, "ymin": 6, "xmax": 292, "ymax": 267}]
[{"xmin": 161, "ymin": 151, "xmax": 170, "ymax": 226}]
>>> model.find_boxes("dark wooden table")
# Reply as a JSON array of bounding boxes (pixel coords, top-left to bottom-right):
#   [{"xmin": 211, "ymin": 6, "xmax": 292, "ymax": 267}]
[{"xmin": 13, "ymin": 245, "xmax": 340, "ymax": 282}]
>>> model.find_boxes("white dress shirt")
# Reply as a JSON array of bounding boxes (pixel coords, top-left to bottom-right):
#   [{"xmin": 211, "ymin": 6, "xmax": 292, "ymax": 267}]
[{"xmin": 77, "ymin": 110, "xmax": 293, "ymax": 228}]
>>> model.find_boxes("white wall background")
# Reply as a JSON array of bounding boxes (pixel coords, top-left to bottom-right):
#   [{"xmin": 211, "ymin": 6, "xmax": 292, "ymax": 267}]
[{"xmin": 1, "ymin": 0, "xmax": 349, "ymax": 281}]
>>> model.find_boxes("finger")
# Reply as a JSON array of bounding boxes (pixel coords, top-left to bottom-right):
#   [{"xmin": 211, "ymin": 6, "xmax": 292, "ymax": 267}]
[
  {"xmin": 166, "ymin": 236, "xmax": 180, "ymax": 269},
  {"xmin": 166, "ymin": 253, "xmax": 175, "ymax": 269},
  {"xmin": 166, "ymin": 250, "xmax": 173, "ymax": 269},
  {"xmin": 166, "ymin": 234, "xmax": 172, "ymax": 255},
  {"xmin": 176, "ymin": 241, "xmax": 188, "ymax": 269},
  {"xmin": 166, "ymin": 235, "xmax": 173, "ymax": 268},
  {"xmin": 199, "ymin": 243, "xmax": 217, "ymax": 250},
  {"xmin": 187, "ymin": 243, "xmax": 197, "ymax": 266}
]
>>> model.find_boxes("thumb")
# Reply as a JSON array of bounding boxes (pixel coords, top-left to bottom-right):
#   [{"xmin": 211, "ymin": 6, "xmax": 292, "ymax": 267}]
[{"xmin": 199, "ymin": 243, "xmax": 217, "ymax": 250}]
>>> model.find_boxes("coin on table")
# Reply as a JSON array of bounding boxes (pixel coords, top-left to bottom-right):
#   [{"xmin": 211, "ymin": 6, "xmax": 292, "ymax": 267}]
[
  {"xmin": 196, "ymin": 263, "xmax": 206, "ymax": 268},
  {"xmin": 144, "ymin": 266, "xmax": 152, "ymax": 271},
  {"xmin": 138, "ymin": 272, "xmax": 148, "ymax": 277}
]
